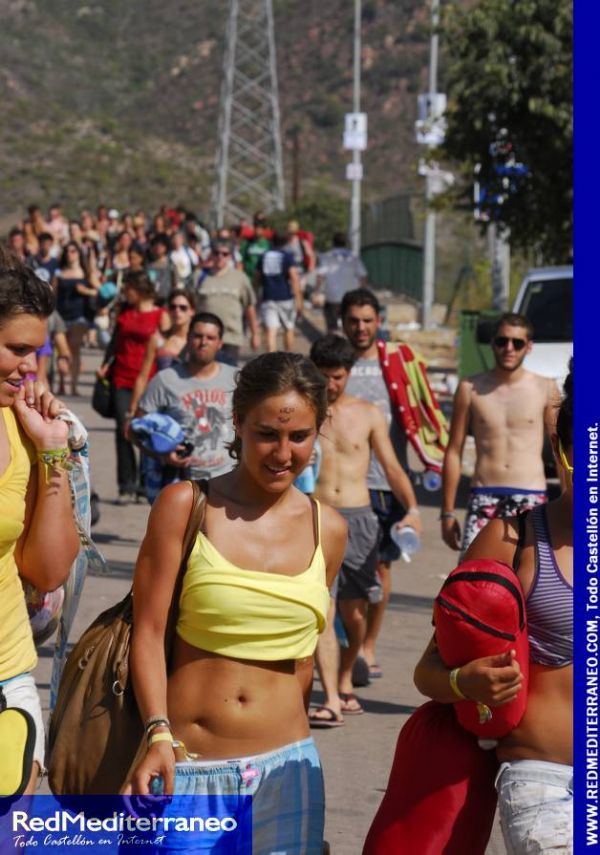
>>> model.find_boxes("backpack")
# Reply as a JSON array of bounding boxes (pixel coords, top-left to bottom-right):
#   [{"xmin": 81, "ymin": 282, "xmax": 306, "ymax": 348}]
[
  {"xmin": 433, "ymin": 557, "xmax": 529, "ymax": 738},
  {"xmin": 47, "ymin": 481, "xmax": 206, "ymax": 795},
  {"xmin": 363, "ymin": 701, "xmax": 498, "ymax": 855}
]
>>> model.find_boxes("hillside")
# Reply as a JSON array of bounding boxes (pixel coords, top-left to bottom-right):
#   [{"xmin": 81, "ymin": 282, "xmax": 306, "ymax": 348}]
[{"xmin": 0, "ymin": 0, "xmax": 437, "ymax": 221}]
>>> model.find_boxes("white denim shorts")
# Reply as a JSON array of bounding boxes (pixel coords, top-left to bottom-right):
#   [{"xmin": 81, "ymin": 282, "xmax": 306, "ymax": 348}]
[
  {"xmin": 0, "ymin": 672, "xmax": 45, "ymax": 773},
  {"xmin": 495, "ymin": 759, "xmax": 573, "ymax": 853}
]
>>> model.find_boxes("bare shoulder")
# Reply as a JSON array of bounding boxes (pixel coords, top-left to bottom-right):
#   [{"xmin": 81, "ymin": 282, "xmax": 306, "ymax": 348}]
[
  {"xmin": 463, "ymin": 516, "xmax": 519, "ymax": 564},
  {"xmin": 338, "ymin": 395, "xmax": 377, "ymax": 427},
  {"xmin": 467, "ymin": 371, "xmax": 493, "ymax": 394},
  {"xmin": 318, "ymin": 502, "xmax": 348, "ymax": 573},
  {"xmin": 320, "ymin": 502, "xmax": 348, "ymax": 542},
  {"xmin": 147, "ymin": 480, "xmax": 195, "ymax": 536},
  {"xmin": 343, "ymin": 393, "xmax": 373, "ymax": 413}
]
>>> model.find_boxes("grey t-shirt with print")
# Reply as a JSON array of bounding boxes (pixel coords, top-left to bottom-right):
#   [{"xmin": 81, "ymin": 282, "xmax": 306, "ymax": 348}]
[
  {"xmin": 139, "ymin": 362, "xmax": 236, "ymax": 481},
  {"xmin": 346, "ymin": 356, "xmax": 407, "ymax": 491}
]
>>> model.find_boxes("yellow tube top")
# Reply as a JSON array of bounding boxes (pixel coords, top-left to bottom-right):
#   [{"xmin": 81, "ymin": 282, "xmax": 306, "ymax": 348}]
[
  {"xmin": 0, "ymin": 408, "xmax": 37, "ymax": 680},
  {"xmin": 176, "ymin": 501, "xmax": 330, "ymax": 661}
]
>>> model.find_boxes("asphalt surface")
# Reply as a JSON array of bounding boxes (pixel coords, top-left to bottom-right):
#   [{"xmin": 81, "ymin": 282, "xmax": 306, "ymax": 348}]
[{"xmin": 35, "ymin": 338, "xmax": 507, "ymax": 854}]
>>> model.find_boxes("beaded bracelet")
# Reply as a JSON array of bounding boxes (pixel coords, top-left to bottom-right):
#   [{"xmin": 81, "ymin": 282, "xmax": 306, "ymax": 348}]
[{"xmin": 37, "ymin": 448, "xmax": 73, "ymax": 483}]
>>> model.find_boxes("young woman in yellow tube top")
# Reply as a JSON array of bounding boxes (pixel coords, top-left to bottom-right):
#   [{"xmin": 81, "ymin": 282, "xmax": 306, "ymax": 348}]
[
  {"xmin": 0, "ymin": 247, "xmax": 80, "ymax": 793},
  {"xmin": 126, "ymin": 351, "xmax": 348, "ymax": 853}
]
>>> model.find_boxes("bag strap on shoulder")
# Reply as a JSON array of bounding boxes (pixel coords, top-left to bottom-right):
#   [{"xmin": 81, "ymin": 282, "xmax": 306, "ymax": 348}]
[
  {"xmin": 180, "ymin": 479, "xmax": 208, "ymax": 567},
  {"xmin": 165, "ymin": 480, "xmax": 208, "ymax": 659}
]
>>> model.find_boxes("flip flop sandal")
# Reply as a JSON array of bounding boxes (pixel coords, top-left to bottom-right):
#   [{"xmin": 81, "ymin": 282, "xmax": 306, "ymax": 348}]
[
  {"xmin": 369, "ymin": 664, "xmax": 383, "ymax": 679},
  {"xmin": 308, "ymin": 706, "xmax": 344, "ymax": 728},
  {"xmin": 339, "ymin": 692, "xmax": 364, "ymax": 715}
]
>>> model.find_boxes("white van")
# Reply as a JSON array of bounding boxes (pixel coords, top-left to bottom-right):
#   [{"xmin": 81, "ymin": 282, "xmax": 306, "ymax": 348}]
[{"xmin": 512, "ymin": 265, "xmax": 573, "ymax": 389}]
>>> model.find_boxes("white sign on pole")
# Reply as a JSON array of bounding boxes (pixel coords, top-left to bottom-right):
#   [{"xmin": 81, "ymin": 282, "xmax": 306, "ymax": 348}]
[
  {"xmin": 415, "ymin": 93, "xmax": 447, "ymax": 146},
  {"xmin": 343, "ymin": 112, "xmax": 368, "ymax": 151},
  {"xmin": 346, "ymin": 162, "xmax": 364, "ymax": 181}
]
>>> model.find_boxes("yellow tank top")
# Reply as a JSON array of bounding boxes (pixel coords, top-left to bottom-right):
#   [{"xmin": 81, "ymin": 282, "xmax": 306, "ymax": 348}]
[
  {"xmin": 176, "ymin": 500, "xmax": 330, "ymax": 661},
  {"xmin": 0, "ymin": 408, "xmax": 37, "ymax": 679}
]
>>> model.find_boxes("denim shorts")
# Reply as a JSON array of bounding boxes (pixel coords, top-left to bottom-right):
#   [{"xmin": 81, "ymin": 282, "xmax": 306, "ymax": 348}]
[
  {"xmin": 495, "ymin": 759, "xmax": 573, "ymax": 853},
  {"xmin": 0, "ymin": 673, "xmax": 45, "ymax": 772},
  {"xmin": 150, "ymin": 737, "xmax": 324, "ymax": 853}
]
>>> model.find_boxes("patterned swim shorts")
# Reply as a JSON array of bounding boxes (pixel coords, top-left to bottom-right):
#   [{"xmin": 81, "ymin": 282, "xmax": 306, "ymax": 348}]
[{"xmin": 460, "ymin": 486, "xmax": 547, "ymax": 559}]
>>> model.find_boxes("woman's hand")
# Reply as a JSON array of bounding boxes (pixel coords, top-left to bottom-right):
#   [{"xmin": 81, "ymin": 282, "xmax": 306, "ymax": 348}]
[
  {"xmin": 13, "ymin": 382, "xmax": 69, "ymax": 450},
  {"xmin": 121, "ymin": 743, "xmax": 176, "ymax": 796},
  {"xmin": 96, "ymin": 363, "xmax": 111, "ymax": 380},
  {"xmin": 456, "ymin": 650, "xmax": 523, "ymax": 707}
]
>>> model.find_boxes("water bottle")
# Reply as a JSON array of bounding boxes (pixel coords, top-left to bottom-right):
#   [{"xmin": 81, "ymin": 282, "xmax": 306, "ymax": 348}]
[
  {"xmin": 390, "ymin": 525, "xmax": 421, "ymax": 561},
  {"xmin": 422, "ymin": 469, "xmax": 442, "ymax": 492}
]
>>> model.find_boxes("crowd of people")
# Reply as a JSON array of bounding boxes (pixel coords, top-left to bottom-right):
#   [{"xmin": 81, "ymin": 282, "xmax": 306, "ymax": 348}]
[{"xmin": 0, "ymin": 202, "xmax": 573, "ymax": 854}]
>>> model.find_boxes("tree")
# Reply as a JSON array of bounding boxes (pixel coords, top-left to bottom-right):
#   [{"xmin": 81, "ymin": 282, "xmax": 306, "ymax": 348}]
[
  {"xmin": 441, "ymin": 0, "xmax": 572, "ymax": 263},
  {"xmin": 269, "ymin": 187, "xmax": 348, "ymax": 251}
]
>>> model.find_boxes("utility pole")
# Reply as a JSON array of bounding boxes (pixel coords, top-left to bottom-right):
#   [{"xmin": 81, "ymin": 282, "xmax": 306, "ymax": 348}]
[
  {"xmin": 212, "ymin": 0, "xmax": 285, "ymax": 227},
  {"xmin": 349, "ymin": 0, "xmax": 362, "ymax": 255},
  {"xmin": 421, "ymin": 0, "xmax": 440, "ymax": 329},
  {"xmin": 291, "ymin": 126, "xmax": 300, "ymax": 208}
]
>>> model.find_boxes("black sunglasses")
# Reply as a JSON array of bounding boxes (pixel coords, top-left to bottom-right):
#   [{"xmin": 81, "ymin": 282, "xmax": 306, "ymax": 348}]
[{"xmin": 493, "ymin": 336, "xmax": 527, "ymax": 351}]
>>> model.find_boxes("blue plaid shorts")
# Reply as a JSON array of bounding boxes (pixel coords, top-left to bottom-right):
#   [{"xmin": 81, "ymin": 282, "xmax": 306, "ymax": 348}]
[{"xmin": 150, "ymin": 736, "xmax": 324, "ymax": 853}]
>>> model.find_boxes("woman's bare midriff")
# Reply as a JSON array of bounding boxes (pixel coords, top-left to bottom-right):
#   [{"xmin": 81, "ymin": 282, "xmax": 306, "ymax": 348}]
[
  {"xmin": 167, "ymin": 636, "xmax": 310, "ymax": 759},
  {"xmin": 497, "ymin": 663, "xmax": 572, "ymax": 765}
]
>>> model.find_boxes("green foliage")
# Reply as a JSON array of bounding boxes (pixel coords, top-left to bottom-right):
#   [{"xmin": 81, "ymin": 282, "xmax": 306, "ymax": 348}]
[
  {"xmin": 269, "ymin": 187, "xmax": 348, "ymax": 251},
  {"xmin": 441, "ymin": 0, "xmax": 572, "ymax": 263}
]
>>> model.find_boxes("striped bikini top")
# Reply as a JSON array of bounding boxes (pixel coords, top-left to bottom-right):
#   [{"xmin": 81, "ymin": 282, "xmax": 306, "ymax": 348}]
[{"xmin": 525, "ymin": 505, "xmax": 573, "ymax": 667}]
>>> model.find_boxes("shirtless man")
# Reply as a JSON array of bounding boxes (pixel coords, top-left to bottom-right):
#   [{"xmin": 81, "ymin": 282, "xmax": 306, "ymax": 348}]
[
  {"xmin": 442, "ymin": 312, "xmax": 560, "ymax": 557},
  {"xmin": 308, "ymin": 334, "xmax": 421, "ymax": 724}
]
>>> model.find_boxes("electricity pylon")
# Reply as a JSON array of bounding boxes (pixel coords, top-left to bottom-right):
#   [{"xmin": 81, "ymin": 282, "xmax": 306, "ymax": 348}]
[{"xmin": 212, "ymin": 0, "xmax": 285, "ymax": 227}]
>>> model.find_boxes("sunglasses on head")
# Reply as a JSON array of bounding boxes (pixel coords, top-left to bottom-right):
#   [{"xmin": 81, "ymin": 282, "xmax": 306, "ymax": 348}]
[{"xmin": 493, "ymin": 336, "xmax": 527, "ymax": 351}]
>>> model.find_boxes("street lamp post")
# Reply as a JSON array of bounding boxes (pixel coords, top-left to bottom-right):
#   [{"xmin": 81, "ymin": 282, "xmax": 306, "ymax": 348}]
[
  {"xmin": 421, "ymin": 0, "xmax": 440, "ymax": 330},
  {"xmin": 350, "ymin": 0, "xmax": 362, "ymax": 256}
]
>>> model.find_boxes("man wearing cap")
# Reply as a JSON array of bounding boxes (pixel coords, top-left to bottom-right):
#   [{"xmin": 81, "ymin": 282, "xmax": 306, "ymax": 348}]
[{"xmin": 133, "ymin": 311, "xmax": 236, "ymax": 498}]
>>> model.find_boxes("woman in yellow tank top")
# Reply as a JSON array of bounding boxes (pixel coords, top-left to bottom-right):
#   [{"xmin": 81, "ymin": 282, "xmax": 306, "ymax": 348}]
[
  {"xmin": 126, "ymin": 352, "xmax": 348, "ymax": 853},
  {"xmin": 0, "ymin": 248, "xmax": 79, "ymax": 793}
]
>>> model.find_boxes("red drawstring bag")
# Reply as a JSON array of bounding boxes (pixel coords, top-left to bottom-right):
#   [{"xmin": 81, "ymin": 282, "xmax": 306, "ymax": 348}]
[
  {"xmin": 434, "ymin": 558, "xmax": 529, "ymax": 738},
  {"xmin": 363, "ymin": 701, "xmax": 498, "ymax": 855}
]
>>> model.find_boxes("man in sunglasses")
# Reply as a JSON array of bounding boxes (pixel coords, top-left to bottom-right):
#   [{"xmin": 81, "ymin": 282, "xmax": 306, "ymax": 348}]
[{"xmin": 441, "ymin": 312, "xmax": 560, "ymax": 557}]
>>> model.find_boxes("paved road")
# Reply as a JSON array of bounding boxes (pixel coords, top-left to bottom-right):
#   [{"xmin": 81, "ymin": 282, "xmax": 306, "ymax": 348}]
[{"xmin": 35, "ymin": 341, "xmax": 507, "ymax": 854}]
